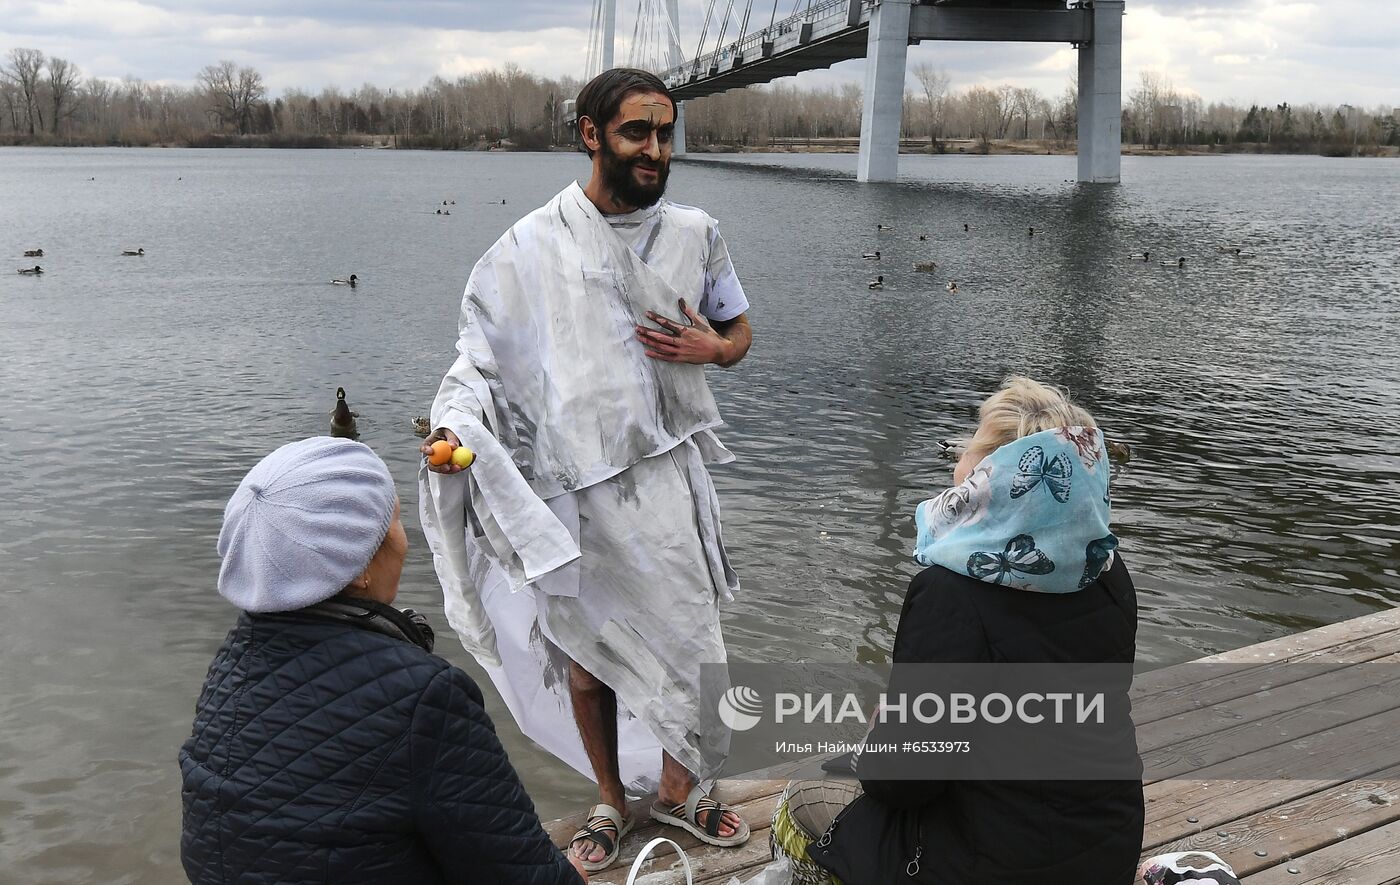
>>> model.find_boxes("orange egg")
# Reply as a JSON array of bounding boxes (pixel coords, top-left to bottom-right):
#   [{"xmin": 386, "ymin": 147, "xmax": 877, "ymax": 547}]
[{"xmin": 427, "ymin": 440, "xmax": 453, "ymax": 466}]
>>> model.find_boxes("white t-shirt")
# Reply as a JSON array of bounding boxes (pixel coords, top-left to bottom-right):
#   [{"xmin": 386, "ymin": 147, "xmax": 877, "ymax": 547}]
[{"xmin": 604, "ymin": 200, "xmax": 751, "ymax": 323}]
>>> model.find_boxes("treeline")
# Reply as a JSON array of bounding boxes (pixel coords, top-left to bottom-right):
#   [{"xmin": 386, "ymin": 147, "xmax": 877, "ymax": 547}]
[
  {"xmin": 688, "ymin": 67, "xmax": 1400, "ymax": 156},
  {"xmin": 3, "ymin": 46, "xmax": 1396, "ymax": 156},
  {"xmin": 1, "ymin": 48, "xmax": 579, "ymax": 149}
]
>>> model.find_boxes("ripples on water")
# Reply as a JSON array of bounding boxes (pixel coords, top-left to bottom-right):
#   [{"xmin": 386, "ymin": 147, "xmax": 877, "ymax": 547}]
[{"xmin": 1, "ymin": 148, "xmax": 1397, "ymax": 880}]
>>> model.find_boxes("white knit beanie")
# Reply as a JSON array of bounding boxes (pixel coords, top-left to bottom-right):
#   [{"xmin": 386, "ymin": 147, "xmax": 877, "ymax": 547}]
[{"xmin": 217, "ymin": 437, "xmax": 397, "ymax": 613}]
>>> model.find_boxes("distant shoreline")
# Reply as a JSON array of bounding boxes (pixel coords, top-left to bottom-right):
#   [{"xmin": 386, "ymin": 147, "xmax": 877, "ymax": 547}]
[{"xmin": 2, "ymin": 137, "xmax": 1395, "ymax": 159}]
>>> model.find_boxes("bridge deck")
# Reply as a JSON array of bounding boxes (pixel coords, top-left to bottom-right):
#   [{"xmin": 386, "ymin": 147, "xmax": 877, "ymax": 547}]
[
  {"xmin": 543, "ymin": 607, "xmax": 1400, "ymax": 883},
  {"xmin": 666, "ymin": 0, "xmax": 1093, "ymax": 102}
]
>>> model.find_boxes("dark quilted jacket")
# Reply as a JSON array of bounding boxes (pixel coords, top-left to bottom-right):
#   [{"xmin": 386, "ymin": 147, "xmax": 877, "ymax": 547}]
[{"xmin": 179, "ymin": 612, "xmax": 581, "ymax": 885}]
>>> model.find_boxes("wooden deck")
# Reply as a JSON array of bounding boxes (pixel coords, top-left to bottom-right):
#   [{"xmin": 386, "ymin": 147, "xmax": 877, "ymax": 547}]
[{"xmin": 544, "ymin": 608, "xmax": 1400, "ymax": 884}]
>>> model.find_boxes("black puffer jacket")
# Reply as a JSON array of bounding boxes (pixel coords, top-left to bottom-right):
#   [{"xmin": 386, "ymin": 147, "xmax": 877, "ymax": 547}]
[{"xmin": 179, "ymin": 606, "xmax": 580, "ymax": 885}]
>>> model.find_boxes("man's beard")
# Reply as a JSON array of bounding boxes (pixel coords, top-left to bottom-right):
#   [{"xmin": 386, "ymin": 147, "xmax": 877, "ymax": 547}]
[{"xmin": 599, "ymin": 139, "xmax": 669, "ymax": 209}]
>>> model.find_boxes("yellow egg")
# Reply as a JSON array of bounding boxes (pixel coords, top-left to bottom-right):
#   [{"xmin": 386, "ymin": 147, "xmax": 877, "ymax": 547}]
[{"xmin": 450, "ymin": 446, "xmax": 476, "ymax": 469}]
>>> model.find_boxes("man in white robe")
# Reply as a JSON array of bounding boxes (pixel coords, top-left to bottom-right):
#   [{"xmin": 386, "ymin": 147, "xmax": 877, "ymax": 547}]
[{"xmin": 418, "ymin": 69, "xmax": 753, "ymax": 872}]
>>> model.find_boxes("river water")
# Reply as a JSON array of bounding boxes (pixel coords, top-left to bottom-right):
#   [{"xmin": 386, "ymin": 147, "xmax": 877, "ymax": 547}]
[{"xmin": 1, "ymin": 147, "xmax": 1397, "ymax": 881}]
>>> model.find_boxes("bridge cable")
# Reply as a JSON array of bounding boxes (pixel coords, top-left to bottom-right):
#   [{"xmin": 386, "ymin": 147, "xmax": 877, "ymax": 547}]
[
  {"xmin": 693, "ymin": 0, "xmax": 719, "ymax": 77},
  {"xmin": 646, "ymin": 0, "xmax": 660, "ymax": 71},
  {"xmin": 737, "ymin": 0, "xmax": 755, "ymax": 51},
  {"xmin": 769, "ymin": 0, "xmax": 780, "ymax": 31},
  {"xmin": 628, "ymin": 0, "xmax": 646, "ymax": 67},
  {"xmin": 711, "ymin": 0, "xmax": 736, "ymax": 63},
  {"xmin": 661, "ymin": 0, "xmax": 684, "ymax": 69}
]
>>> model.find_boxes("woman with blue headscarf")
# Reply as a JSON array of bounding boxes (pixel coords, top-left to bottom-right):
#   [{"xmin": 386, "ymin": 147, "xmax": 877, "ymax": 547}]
[{"xmin": 805, "ymin": 376, "xmax": 1143, "ymax": 885}]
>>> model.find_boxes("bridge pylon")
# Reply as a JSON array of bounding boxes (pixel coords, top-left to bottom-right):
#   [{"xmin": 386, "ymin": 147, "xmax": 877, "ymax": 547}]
[
  {"xmin": 1077, "ymin": 0, "xmax": 1124, "ymax": 183},
  {"xmin": 664, "ymin": 0, "xmax": 687, "ymax": 155},
  {"xmin": 857, "ymin": 0, "xmax": 914, "ymax": 182}
]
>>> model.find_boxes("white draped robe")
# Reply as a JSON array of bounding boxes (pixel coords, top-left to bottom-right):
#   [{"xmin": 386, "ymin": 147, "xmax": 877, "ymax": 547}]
[{"xmin": 419, "ymin": 182, "xmax": 746, "ymax": 791}]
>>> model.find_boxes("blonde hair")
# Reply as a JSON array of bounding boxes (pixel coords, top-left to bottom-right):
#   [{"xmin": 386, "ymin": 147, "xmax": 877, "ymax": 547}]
[{"xmin": 967, "ymin": 375, "xmax": 1096, "ymax": 458}]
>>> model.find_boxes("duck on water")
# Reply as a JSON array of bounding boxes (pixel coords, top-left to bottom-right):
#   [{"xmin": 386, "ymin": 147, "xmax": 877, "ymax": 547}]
[{"xmin": 330, "ymin": 387, "xmax": 359, "ymax": 439}]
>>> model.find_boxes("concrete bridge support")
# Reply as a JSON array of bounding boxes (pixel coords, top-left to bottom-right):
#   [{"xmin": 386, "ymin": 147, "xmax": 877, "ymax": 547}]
[
  {"xmin": 665, "ymin": 0, "xmax": 687, "ymax": 155},
  {"xmin": 857, "ymin": 0, "xmax": 913, "ymax": 182},
  {"xmin": 602, "ymin": 0, "xmax": 616, "ymax": 69},
  {"xmin": 1077, "ymin": 0, "xmax": 1124, "ymax": 183},
  {"xmin": 672, "ymin": 102, "xmax": 687, "ymax": 156}
]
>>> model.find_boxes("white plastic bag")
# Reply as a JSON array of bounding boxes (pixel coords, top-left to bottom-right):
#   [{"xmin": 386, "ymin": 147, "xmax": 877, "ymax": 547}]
[
  {"xmin": 625, "ymin": 837, "xmax": 694, "ymax": 885},
  {"xmin": 726, "ymin": 856, "xmax": 793, "ymax": 885}
]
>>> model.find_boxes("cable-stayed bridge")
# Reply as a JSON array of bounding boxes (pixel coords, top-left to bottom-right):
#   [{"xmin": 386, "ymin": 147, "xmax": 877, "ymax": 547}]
[{"xmin": 578, "ymin": 0, "xmax": 1124, "ymax": 183}]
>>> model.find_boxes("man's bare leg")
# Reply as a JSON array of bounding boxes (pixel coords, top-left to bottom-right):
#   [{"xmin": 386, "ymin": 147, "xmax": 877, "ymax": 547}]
[
  {"xmin": 568, "ymin": 660, "xmax": 628, "ymax": 864},
  {"xmin": 658, "ymin": 751, "xmax": 742, "ymax": 837}
]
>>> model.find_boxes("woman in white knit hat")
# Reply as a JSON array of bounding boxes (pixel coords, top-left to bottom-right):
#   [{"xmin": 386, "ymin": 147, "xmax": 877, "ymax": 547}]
[{"xmin": 179, "ymin": 436, "xmax": 586, "ymax": 885}]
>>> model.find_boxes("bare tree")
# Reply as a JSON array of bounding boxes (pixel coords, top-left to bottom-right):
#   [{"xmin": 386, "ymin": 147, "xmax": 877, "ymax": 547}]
[
  {"xmin": 46, "ymin": 56, "xmax": 81, "ymax": 135},
  {"xmin": 912, "ymin": 62, "xmax": 950, "ymax": 149},
  {"xmin": 1047, "ymin": 76, "xmax": 1078, "ymax": 146},
  {"xmin": 964, "ymin": 85, "xmax": 1001, "ymax": 148},
  {"xmin": 0, "ymin": 78, "xmax": 20, "ymax": 132},
  {"xmin": 1012, "ymin": 87, "xmax": 1041, "ymax": 139},
  {"xmin": 3, "ymin": 48, "xmax": 46, "ymax": 134},
  {"xmin": 995, "ymin": 83, "xmax": 1017, "ymax": 138},
  {"xmin": 198, "ymin": 60, "xmax": 265, "ymax": 135}
]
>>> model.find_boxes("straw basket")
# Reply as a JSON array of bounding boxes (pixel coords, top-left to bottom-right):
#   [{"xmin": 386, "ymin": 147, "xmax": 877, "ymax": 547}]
[{"xmin": 769, "ymin": 779, "xmax": 860, "ymax": 885}]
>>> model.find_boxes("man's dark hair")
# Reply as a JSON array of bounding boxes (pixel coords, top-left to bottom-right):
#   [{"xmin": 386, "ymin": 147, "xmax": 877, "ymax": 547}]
[{"xmin": 576, "ymin": 68, "xmax": 676, "ymax": 157}]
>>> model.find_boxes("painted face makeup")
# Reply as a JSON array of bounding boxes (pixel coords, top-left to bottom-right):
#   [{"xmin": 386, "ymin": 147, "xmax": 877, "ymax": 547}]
[{"xmin": 599, "ymin": 92, "xmax": 675, "ymax": 210}]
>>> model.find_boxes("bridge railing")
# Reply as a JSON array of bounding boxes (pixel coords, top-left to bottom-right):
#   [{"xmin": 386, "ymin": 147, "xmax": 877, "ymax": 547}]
[{"xmin": 663, "ymin": 0, "xmax": 863, "ymax": 87}]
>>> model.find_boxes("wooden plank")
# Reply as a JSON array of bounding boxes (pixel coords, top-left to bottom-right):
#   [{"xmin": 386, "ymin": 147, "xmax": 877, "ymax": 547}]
[
  {"xmin": 694, "ymin": 839, "xmax": 780, "ymax": 884},
  {"xmin": 1145, "ymin": 764, "xmax": 1400, "ymax": 878},
  {"xmin": 540, "ymin": 611, "xmax": 1400, "ymax": 884},
  {"xmin": 1133, "ymin": 628, "xmax": 1400, "ymax": 726},
  {"xmin": 1143, "ymin": 676, "xmax": 1400, "ymax": 782},
  {"xmin": 1133, "ymin": 610, "xmax": 1400, "ymax": 699},
  {"xmin": 1137, "ymin": 652, "xmax": 1400, "ymax": 753},
  {"xmin": 1143, "ymin": 707, "xmax": 1400, "ymax": 845},
  {"xmin": 1242, "ymin": 817, "xmax": 1400, "ymax": 885}
]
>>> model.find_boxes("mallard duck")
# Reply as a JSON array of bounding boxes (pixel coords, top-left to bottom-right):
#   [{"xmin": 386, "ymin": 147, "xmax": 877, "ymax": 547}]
[
  {"xmin": 331, "ymin": 274, "xmax": 358, "ymax": 287},
  {"xmin": 23, "ymin": 248, "xmax": 42, "ymax": 257},
  {"xmin": 946, "ymin": 281, "xmax": 959, "ymax": 293},
  {"xmin": 962, "ymin": 223, "xmax": 976, "ymax": 232},
  {"xmin": 877, "ymin": 224, "xmax": 894, "ymax": 232},
  {"xmin": 913, "ymin": 262, "xmax": 937, "ymax": 273},
  {"xmin": 938, "ymin": 437, "xmax": 968, "ymax": 461},
  {"xmin": 1215, "ymin": 244, "xmax": 1241, "ymax": 254},
  {"xmin": 1233, "ymin": 250, "xmax": 1256, "ymax": 258},
  {"xmin": 868, "ymin": 275, "xmax": 884, "ymax": 290},
  {"xmin": 1161, "ymin": 257, "xmax": 1185, "ymax": 268},
  {"xmin": 121, "ymin": 247, "xmax": 145, "ymax": 256},
  {"xmin": 1106, "ymin": 440, "xmax": 1132, "ymax": 462},
  {"xmin": 1127, "ymin": 252, "xmax": 1150, "ymax": 262},
  {"xmin": 862, "ymin": 251, "xmax": 880, "ymax": 260},
  {"xmin": 411, "ymin": 416, "xmax": 432, "ymax": 437},
  {"xmin": 918, "ymin": 235, "xmax": 928, "ymax": 241},
  {"xmin": 330, "ymin": 387, "xmax": 359, "ymax": 439},
  {"xmin": 17, "ymin": 265, "xmax": 43, "ymax": 275}
]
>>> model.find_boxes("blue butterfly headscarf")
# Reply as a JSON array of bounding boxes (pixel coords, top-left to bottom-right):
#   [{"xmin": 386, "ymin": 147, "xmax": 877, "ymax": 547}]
[{"xmin": 913, "ymin": 426, "xmax": 1117, "ymax": 594}]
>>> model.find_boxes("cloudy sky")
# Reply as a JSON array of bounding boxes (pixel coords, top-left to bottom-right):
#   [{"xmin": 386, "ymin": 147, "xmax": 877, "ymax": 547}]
[{"xmin": 1, "ymin": 1, "xmax": 1395, "ymax": 107}]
